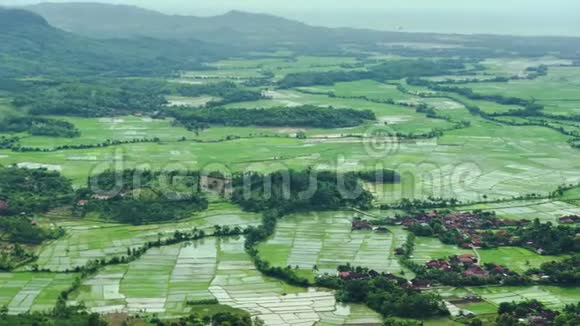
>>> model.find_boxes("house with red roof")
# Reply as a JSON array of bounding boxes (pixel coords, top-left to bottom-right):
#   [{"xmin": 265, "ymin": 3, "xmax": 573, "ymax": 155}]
[
  {"xmin": 463, "ymin": 266, "xmax": 487, "ymax": 278},
  {"xmin": 337, "ymin": 271, "xmax": 369, "ymax": 280},
  {"xmin": 457, "ymin": 253, "xmax": 477, "ymax": 265},
  {"xmin": 559, "ymin": 215, "xmax": 580, "ymax": 224},
  {"xmin": 352, "ymin": 220, "xmax": 373, "ymax": 230}
]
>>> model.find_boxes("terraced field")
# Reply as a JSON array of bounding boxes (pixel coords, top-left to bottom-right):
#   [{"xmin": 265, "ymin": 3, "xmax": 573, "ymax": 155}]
[
  {"xmin": 68, "ymin": 236, "xmax": 379, "ymax": 325},
  {"xmin": 72, "ymin": 240, "xmax": 218, "ymax": 316},
  {"xmin": 29, "ymin": 203, "xmax": 261, "ymax": 271},
  {"xmin": 0, "ymin": 273, "xmax": 78, "ymax": 314}
]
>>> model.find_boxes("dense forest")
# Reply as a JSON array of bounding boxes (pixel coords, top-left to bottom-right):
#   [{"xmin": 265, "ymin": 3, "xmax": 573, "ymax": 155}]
[
  {"xmin": 85, "ymin": 169, "xmax": 202, "ymax": 195},
  {"xmin": 81, "ymin": 197, "xmax": 208, "ymax": 225},
  {"xmin": 0, "ymin": 8, "xmax": 227, "ymax": 78},
  {"xmin": 278, "ymin": 59, "xmax": 466, "ymax": 88},
  {"xmin": 0, "ymin": 166, "xmax": 74, "ymax": 215},
  {"xmin": 170, "ymin": 105, "xmax": 376, "ymax": 130},
  {"xmin": 0, "ymin": 216, "xmax": 65, "ymax": 245},
  {"xmin": 77, "ymin": 169, "xmax": 208, "ymax": 224},
  {"xmin": 176, "ymin": 81, "xmax": 264, "ymax": 106},
  {"xmin": 14, "ymin": 80, "xmax": 169, "ymax": 117},
  {"xmin": 231, "ymin": 170, "xmax": 374, "ymax": 213},
  {"xmin": 0, "ymin": 117, "xmax": 80, "ymax": 138},
  {"xmin": 357, "ymin": 169, "xmax": 400, "ymax": 184}
]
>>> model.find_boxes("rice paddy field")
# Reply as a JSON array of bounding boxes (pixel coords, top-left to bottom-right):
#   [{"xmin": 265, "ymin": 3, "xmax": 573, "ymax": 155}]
[
  {"xmin": 2, "ymin": 117, "xmax": 579, "ymax": 202},
  {"xmin": 0, "ymin": 273, "xmax": 79, "ymax": 314},
  {"xmin": 480, "ymin": 57, "xmax": 573, "ymax": 76},
  {"xmin": 435, "ymin": 284, "xmax": 580, "ymax": 318},
  {"xmin": 468, "ymin": 286, "xmax": 580, "ymax": 311},
  {"xmin": 14, "ymin": 115, "xmax": 196, "ymax": 148},
  {"xmin": 412, "ymin": 227, "xmax": 569, "ymax": 273},
  {"xmin": 458, "ymin": 199, "xmax": 580, "ymax": 224},
  {"xmin": 456, "ymin": 67, "xmax": 580, "ymax": 114},
  {"xmin": 257, "ymin": 211, "xmax": 411, "ymax": 277},
  {"xmin": 1, "ymin": 53, "xmax": 579, "ymax": 324},
  {"xmin": 434, "ymin": 286, "xmax": 579, "ymax": 322},
  {"xmin": 69, "ymin": 236, "xmax": 382, "ymax": 325},
  {"xmin": 411, "ymin": 237, "xmax": 473, "ymax": 263},
  {"xmin": 28, "ymin": 202, "xmax": 262, "ymax": 271},
  {"xmin": 2, "ymin": 61, "xmax": 580, "ymax": 202},
  {"xmin": 477, "ymin": 247, "xmax": 566, "ymax": 273}
]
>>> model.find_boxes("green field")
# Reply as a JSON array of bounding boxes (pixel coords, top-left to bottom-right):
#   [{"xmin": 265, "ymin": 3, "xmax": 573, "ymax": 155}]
[
  {"xmin": 0, "ymin": 272, "xmax": 79, "ymax": 314},
  {"xmin": 3, "ymin": 113, "xmax": 579, "ymax": 202},
  {"xmin": 436, "ymin": 284, "xmax": 580, "ymax": 319},
  {"xmin": 257, "ymin": 211, "xmax": 412, "ymax": 277},
  {"xmin": 478, "ymin": 247, "xmax": 566, "ymax": 273},
  {"xmin": 412, "ymin": 237, "xmax": 473, "ymax": 263},
  {"xmin": 70, "ymin": 236, "xmax": 375, "ymax": 324},
  {"xmin": 30, "ymin": 202, "xmax": 261, "ymax": 271},
  {"xmin": 459, "ymin": 199, "xmax": 580, "ymax": 224},
  {"xmin": 447, "ymin": 65, "xmax": 580, "ymax": 117},
  {"xmin": 469, "ymin": 285, "xmax": 580, "ymax": 311},
  {"xmin": 2, "ymin": 48, "xmax": 580, "ymax": 325}
]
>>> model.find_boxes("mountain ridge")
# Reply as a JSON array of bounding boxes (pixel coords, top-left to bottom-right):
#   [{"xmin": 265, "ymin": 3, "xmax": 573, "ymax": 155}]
[
  {"xmin": 23, "ymin": 2, "xmax": 320, "ymax": 43},
  {"xmin": 0, "ymin": 7, "xmax": 230, "ymax": 78},
  {"xmin": 20, "ymin": 2, "xmax": 580, "ymax": 59}
]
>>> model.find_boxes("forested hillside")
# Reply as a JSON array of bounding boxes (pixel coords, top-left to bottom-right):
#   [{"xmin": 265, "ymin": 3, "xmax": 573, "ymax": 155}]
[{"xmin": 0, "ymin": 8, "xmax": 228, "ymax": 78}]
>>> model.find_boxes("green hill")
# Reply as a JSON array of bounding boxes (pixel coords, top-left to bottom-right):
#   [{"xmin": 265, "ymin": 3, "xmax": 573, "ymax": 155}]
[
  {"xmin": 0, "ymin": 8, "xmax": 228, "ymax": 78},
  {"xmin": 23, "ymin": 3, "xmax": 580, "ymax": 58}
]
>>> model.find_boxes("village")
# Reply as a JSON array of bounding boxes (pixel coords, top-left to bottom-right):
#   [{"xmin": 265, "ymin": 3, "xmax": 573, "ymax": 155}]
[{"xmin": 422, "ymin": 253, "xmax": 517, "ymax": 279}]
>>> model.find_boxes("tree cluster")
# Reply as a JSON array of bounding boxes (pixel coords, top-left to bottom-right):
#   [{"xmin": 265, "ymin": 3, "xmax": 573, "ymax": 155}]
[
  {"xmin": 231, "ymin": 169, "xmax": 374, "ymax": 213},
  {"xmin": 316, "ymin": 273, "xmax": 448, "ymax": 319},
  {"xmin": 278, "ymin": 59, "xmax": 465, "ymax": 88},
  {"xmin": 0, "ymin": 243, "xmax": 37, "ymax": 271},
  {"xmin": 0, "ymin": 117, "xmax": 80, "ymax": 138},
  {"xmin": 77, "ymin": 169, "xmax": 209, "ymax": 224},
  {"xmin": 0, "ymin": 166, "xmax": 74, "ymax": 215},
  {"xmin": 511, "ymin": 219, "xmax": 579, "ymax": 255},
  {"xmin": 357, "ymin": 169, "xmax": 400, "ymax": 184},
  {"xmin": 176, "ymin": 81, "xmax": 263, "ymax": 106},
  {"xmin": 525, "ymin": 255, "xmax": 579, "ymax": 285},
  {"xmin": 15, "ymin": 80, "xmax": 169, "ymax": 117},
  {"xmin": 495, "ymin": 300, "xmax": 580, "ymax": 326},
  {"xmin": 83, "ymin": 198, "xmax": 208, "ymax": 225},
  {"xmin": 0, "ymin": 216, "xmax": 64, "ymax": 245},
  {"xmin": 170, "ymin": 105, "xmax": 375, "ymax": 131}
]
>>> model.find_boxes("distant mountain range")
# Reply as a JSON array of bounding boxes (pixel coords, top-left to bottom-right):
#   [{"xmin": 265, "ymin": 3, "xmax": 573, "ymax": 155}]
[
  {"xmin": 1, "ymin": 3, "xmax": 579, "ymax": 79},
  {"xmin": 23, "ymin": 2, "xmax": 337, "ymax": 46},
  {"xmin": 21, "ymin": 3, "xmax": 580, "ymax": 58}
]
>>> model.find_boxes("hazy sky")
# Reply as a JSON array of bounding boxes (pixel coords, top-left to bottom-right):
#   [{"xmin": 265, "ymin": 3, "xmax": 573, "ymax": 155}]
[{"xmin": 2, "ymin": 0, "xmax": 579, "ymax": 36}]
